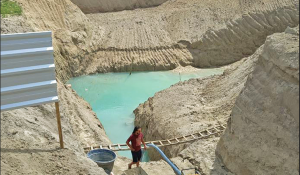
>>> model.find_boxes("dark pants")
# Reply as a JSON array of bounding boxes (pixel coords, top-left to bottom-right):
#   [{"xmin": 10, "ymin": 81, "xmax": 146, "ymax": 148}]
[{"xmin": 131, "ymin": 149, "xmax": 142, "ymax": 163}]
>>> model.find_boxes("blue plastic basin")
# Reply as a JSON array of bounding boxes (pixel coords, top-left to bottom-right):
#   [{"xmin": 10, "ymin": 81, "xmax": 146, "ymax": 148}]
[{"xmin": 87, "ymin": 149, "xmax": 117, "ymax": 174}]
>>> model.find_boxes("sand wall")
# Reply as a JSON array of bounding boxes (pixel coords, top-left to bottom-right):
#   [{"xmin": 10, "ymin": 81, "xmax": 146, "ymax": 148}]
[{"xmin": 216, "ymin": 26, "xmax": 299, "ymax": 175}]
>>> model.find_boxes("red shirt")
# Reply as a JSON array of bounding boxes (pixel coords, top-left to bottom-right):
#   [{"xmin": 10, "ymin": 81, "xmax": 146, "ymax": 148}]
[{"xmin": 127, "ymin": 133, "xmax": 144, "ymax": 151}]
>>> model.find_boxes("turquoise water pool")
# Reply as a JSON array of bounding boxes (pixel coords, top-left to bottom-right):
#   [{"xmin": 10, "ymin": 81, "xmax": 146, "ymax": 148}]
[{"xmin": 68, "ymin": 69, "xmax": 223, "ymax": 160}]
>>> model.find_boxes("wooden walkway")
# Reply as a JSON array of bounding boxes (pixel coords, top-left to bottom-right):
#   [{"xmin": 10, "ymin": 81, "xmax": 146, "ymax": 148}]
[{"xmin": 84, "ymin": 124, "xmax": 227, "ymax": 153}]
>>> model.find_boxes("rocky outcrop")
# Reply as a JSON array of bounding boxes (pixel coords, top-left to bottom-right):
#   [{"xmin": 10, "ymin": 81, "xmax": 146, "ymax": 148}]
[
  {"xmin": 70, "ymin": 0, "xmax": 168, "ymax": 14},
  {"xmin": 216, "ymin": 26, "xmax": 299, "ymax": 175}
]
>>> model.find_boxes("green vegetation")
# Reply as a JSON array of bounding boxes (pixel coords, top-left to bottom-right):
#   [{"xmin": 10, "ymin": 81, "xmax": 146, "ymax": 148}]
[{"xmin": 1, "ymin": 0, "xmax": 22, "ymax": 18}]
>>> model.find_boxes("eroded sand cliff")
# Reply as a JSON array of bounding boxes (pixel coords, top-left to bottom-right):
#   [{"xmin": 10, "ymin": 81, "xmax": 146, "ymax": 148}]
[
  {"xmin": 134, "ymin": 27, "xmax": 299, "ymax": 174},
  {"xmin": 134, "ymin": 47, "xmax": 261, "ymax": 174},
  {"xmin": 216, "ymin": 26, "xmax": 299, "ymax": 175}
]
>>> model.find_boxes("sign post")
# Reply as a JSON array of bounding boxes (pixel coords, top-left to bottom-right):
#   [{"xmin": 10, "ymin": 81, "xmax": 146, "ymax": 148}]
[{"xmin": 55, "ymin": 102, "xmax": 64, "ymax": 148}]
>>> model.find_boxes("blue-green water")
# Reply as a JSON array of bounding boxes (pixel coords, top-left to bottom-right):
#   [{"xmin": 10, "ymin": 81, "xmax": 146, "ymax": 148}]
[{"xmin": 68, "ymin": 69, "xmax": 223, "ymax": 160}]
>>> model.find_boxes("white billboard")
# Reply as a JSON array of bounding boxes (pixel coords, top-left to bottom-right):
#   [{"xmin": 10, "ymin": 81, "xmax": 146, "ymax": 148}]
[{"xmin": 1, "ymin": 31, "xmax": 58, "ymax": 111}]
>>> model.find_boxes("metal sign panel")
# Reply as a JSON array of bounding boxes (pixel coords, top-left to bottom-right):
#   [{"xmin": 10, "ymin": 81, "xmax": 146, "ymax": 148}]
[{"xmin": 1, "ymin": 31, "xmax": 58, "ymax": 111}]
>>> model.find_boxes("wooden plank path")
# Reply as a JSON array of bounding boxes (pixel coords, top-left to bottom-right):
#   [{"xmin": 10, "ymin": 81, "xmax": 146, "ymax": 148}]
[{"xmin": 84, "ymin": 124, "xmax": 227, "ymax": 153}]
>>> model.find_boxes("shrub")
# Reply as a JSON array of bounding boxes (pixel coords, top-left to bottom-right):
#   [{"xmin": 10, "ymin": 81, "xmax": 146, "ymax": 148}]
[{"xmin": 1, "ymin": 0, "xmax": 22, "ymax": 18}]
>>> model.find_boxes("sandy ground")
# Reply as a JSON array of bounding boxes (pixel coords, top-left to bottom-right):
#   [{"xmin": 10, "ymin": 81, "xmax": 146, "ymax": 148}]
[{"xmin": 171, "ymin": 65, "xmax": 202, "ymax": 73}]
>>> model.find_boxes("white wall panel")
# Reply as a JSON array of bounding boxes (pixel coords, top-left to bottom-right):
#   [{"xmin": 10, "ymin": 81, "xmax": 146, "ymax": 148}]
[{"xmin": 1, "ymin": 31, "xmax": 58, "ymax": 111}]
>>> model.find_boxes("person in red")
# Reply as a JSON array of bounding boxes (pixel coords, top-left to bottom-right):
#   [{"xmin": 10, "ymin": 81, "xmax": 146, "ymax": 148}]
[{"xmin": 126, "ymin": 126, "xmax": 147, "ymax": 169}]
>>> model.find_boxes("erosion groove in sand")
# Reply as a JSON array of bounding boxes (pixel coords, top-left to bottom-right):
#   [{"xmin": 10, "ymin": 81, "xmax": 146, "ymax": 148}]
[
  {"xmin": 80, "ymin": 46, "xmax": 193, "ymax": 75},
  {"xmin": 75, "ymin": 6, "xmax": 299, "ymax": 76},
  {"xmin": 65, "ymin": 4, "xmax": 300, "ymax": 81},
  {"xmin": 83, "ymin": 6, "xmax": 300, "ymax": 75},
  {"xmin": 190, "ymin": 6, "xmax": 299, "ymax": 67}
]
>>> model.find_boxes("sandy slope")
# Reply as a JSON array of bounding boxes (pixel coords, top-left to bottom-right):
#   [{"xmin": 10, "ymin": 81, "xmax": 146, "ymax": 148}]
[
  {"xmin": 10, "ymin": 0, "xmax": 299, "ymax": 83},
  {"xmin": 83, "ymin": 0, "xmax": 299, "ymax": 70},
  {"xmin": 216, "ymin": 26, "xmax": 299, "ymax": 175},
  {"xmin": 1, "ymin": 12, "xmax": 110, "ymax": 175},
  {"xmin": 1, "ymin": 81, "xmax": 111, "ymax": 175},
  {"xmin": 134, "ymin": 26, "xmax": 299, "ymax": 174},
  {"xmin": 134, "ymin": 48, "xmax": 260, "ymax": 174}
]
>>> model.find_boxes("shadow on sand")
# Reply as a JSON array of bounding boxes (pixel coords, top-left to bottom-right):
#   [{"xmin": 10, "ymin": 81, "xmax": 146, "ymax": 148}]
[{"xmin": 1, "ymin": 148, "xmax": 62, "ymax": 153}]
